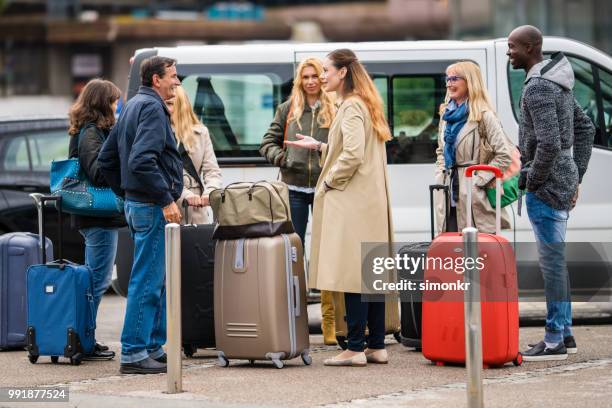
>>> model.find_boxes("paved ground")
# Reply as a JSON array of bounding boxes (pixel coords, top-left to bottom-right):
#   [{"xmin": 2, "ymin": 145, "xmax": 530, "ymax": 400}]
[{"xmin": 1, "ymin": 294, "xmax": 611, "ymax": 408}]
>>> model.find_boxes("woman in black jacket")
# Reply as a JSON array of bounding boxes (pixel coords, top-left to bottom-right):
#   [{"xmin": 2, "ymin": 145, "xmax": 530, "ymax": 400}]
[{"xmin": 67, "ymin": 79, "xmax": 124, "ymax": 360}]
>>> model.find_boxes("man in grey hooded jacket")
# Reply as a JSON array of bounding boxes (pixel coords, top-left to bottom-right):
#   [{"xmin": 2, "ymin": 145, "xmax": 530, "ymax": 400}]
[{"xmin": 507, "ymin": 25, "xmax": 595, "ymax": 361}]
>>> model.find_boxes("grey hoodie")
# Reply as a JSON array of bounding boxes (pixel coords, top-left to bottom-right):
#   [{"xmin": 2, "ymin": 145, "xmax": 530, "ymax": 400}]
[{"xmin": 519, "ymin": 52, "xmax": 595, "ymax": 211}]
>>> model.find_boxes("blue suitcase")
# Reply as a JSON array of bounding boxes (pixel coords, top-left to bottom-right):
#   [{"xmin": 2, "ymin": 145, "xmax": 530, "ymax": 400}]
[
  {"xmin": 0, "ymin": 232, "xmax": 52, "ymax": 349},
  {"xmin": 26, "ymin": 195, "xmax": 95, "ymax": 365}
]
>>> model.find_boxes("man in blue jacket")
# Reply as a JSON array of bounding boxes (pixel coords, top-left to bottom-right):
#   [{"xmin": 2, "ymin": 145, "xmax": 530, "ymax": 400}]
[
  {"xmin": 99, "ymin": 56, "xmax": 183, "ymax": 374},
  {"xmin": 508, "ymin": 26, "xmax": 595, "ymax": 361}
]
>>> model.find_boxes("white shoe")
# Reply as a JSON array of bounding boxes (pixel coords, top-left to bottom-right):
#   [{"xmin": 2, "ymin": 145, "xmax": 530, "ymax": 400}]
[{"xmin": 323, "ymin": 352, "xmax": 367, "ymax": 367}]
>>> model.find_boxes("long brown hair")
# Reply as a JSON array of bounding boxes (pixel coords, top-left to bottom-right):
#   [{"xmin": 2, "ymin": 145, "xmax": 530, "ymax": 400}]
[
  {"xmin": 327, "ymin": 49, "xmax": 391, "ymax": 142},
  {"xmin": 288, "ymin": 58, "xmax": 334, "ymax": 129},
  {"xmin": 68, "ymin": 79, "xmax": 121, "ymax": 136},
  {"xmin": 171, "ymin": 86, "xmax": 203, "ymax": 152},
  {"xmin": 439, "ymin": 61, "xmax": 495, "ymax": 123}
]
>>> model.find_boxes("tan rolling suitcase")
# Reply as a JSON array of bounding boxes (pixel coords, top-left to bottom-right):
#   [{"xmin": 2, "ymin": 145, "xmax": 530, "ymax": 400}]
[
  {"xmin": 333, "ymin": 292, "xmax": 402, "ymax": 349},
  {"xmin": 214, "ymin": 233, "xmax": 311, "ymax": 368}
]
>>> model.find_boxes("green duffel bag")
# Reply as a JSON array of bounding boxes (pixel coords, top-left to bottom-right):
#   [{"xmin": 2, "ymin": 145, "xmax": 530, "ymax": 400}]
[
  {"xmin": 486, "ymin": 174, "xmax": 520, "ymax": 208},
  {"xmin": 209, "ymin": 181, "xmax": 294, "ymax": 240}
]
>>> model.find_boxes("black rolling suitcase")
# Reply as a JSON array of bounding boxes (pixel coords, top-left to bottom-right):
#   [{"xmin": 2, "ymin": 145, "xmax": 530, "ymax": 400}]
[
  {"xmin": 115, "ymin": 202, "xmax": 216, "ymax": 356},
  {"xmin": 399, "ymin": 184, "xmax": 448, "ymax": 350}
]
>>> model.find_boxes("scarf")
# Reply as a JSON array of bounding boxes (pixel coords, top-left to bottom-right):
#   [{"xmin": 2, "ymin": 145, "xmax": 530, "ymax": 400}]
[{"xmin": 442, "ymin": 100, "xmax": 469, "ymax": 169}]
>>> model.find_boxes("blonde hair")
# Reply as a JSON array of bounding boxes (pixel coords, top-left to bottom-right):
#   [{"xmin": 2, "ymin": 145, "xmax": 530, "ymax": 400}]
[
  {"xmin": 439, "ymin": 61, "xmax": 495, "ymax": 123},
  {"xmin": 289, "ymin": 58, "xmax": 335, "ymax": 129},
  {"xmin": 327, "ymin": 49, "xmax": 391, "ymax": 142},
  {"xmin": 171, "ymin": 86, "xmax": 202, "ymax": 152}
]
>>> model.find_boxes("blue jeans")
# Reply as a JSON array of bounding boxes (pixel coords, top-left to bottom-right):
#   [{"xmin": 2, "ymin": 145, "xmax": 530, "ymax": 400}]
[
  {"xmin": 289, "ymin": 190, "xmax": 314, "ymax": 245},
  {"xmin": 121, "ymin": 200, "xmax": 167, "ymax": 363},
  {"xmin": 79, "ymin": 227, "xmax": 118, "ymax": 333},
  {"xmin": 344, "ymin": 293, "xmax": 386, "ymax": 352},
  {"xmin": 526, "ymin": 192, "xmax": 573, "ymax": 344}
]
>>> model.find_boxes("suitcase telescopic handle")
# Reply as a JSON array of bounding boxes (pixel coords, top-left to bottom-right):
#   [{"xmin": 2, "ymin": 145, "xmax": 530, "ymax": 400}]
[
  {"xmin": 29, "ymin": 193, "xmax": 63, "ymax": 263},
  {"xmin": 182, "ymin": 200, "xmax": 191, "ymax": 225},
  {"xmin": 429, "ymin": 184, "xmax": 449, "ymax": 240},
  {"xmin": 465, "ymin": 164, "xmax": 502, "ymax": 235}
]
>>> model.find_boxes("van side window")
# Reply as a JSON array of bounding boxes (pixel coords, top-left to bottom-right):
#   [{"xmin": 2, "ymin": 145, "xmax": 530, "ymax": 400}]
[
  {"xmin": 361, "ymin": 61, "xmax": 454, "ymax": 165},
  {"xmin": 180, "ymin": 70, "xmax": 291, "ymax": 160},
  {"xmin": 507, "ymin": 54, "xmax": 610, "ymax": 149},
  {"xmin": 568, "ymin": 56, "xmax": 599, "ymax": 126},
  {"xmin": 598, "ymin": 68, "xmax": 611, "ymax": 148},
  {"xmin": 388, "ymin": 75, "xmax": 446, "ymax": 164},
  {"xmin": 373, "ymin": 76, "xmax": 389, "ymax": 121}
]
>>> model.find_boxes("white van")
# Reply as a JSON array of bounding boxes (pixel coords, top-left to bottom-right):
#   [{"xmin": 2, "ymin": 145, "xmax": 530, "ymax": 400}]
[{"xmin": 125, "ymin": 38, "xmax": 612, "ymax": 299}]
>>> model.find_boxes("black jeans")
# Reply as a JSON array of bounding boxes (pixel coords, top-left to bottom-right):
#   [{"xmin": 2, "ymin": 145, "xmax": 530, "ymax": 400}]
[
  {"xmin": 288, "ymin": 189, "xmax": 314, "ymax": 245},
  {"xmin": 344, "ymin": 292, "xmax": 386, "ymax": 352}
]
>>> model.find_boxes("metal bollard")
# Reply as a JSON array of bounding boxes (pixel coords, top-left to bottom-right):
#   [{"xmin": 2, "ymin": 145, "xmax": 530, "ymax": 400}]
[
  {"xmin": 165, "ymin": 223, "xmax": 182, "ymax": 394},
  {"xmin": 463, "ymin": 227, "xmax": 483, "ymax": 408}
]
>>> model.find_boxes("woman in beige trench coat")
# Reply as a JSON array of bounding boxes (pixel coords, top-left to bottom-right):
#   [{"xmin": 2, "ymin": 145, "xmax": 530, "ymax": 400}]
[
  {"xmin": 286, "ymin": 49, "xmax": 394, "ymax": 367},
  {"xmin": 434, "ymin": 61, "xmax": 512, "ymax": 235}
]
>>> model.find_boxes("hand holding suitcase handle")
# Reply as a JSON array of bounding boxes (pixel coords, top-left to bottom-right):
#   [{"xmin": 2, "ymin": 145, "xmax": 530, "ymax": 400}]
[
  {"xmin": 29, "ymin": 193, "xmax": 63, "ymax": 263},
  {"xmin": 465, "ymin": 165, "xmax": 502, "ymax": 235}
]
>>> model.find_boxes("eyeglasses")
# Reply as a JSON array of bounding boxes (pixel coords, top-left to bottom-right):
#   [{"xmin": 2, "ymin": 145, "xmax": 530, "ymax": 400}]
[{"xmin": 445, "ymin": 75, "xmax": 465, "ymax": 83}]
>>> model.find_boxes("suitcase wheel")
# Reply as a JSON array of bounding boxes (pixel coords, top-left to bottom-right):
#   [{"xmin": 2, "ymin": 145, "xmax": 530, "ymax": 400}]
[
  {"xmin": 51, "ymin": 356, "xmax": 59, "ymax": 364},
  {"xmin": 272, "ymin": 359, "xmax": 284, "ymax": 369},
  {"xmin": 183, "ymin": 344, "xmax": 197, "ymax": 358},
  {"xmin": 435, "ymin": 361, "xmax": 445, "ymax": 367},
  {"xmin": 301, "ymin": 353, "xmax": 312, "ymax": 366},
  {"xmin": 513, "ymin": 354, "xmax": 523, "ymax": 366},
  {"xmin": 70, "ymin": 353, "xmax": 83, "ymax": 366},
  {"xmin": 218, "ymin": 354, "xmax": 230, "ymax": 367},
  {"xmin": 393, "ymin": 331, "xmax": 402, "ymax": 344},
  {"xmin": 28, "ymin": 354, "xmax": 38, "ymax": 364}
]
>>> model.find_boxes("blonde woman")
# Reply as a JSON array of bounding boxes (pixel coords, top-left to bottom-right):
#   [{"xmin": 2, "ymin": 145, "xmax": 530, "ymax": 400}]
[
  {"xmin": 434, "ymin": 61, "xmax": 512, "ymax": 234},
  {"xmin": 286, "ymin": 49, "xmax": 394, "ymax": 366},
  {"xmin": 259, "ymin": 57, "xmax": 337, "ymax": 345},
  {"xmin": 169, "ymin": 86, "xmax": 222, "ymax": 224}
]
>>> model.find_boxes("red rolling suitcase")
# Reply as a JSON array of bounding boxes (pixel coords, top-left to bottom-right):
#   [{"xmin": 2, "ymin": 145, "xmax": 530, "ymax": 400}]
[{"xmin": 422, "ymin": 165, "xmax": 521, "ymax": 368}]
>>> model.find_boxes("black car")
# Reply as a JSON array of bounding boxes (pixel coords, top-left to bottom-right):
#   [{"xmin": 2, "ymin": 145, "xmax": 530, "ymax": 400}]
[{"xmin": 0, "ymin": 116, "xmax": 85, "ymax": 263}]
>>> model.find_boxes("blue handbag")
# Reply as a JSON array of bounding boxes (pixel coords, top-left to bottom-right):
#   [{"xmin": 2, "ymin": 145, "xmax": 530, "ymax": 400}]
[{"xmin": 50, "ymin": 127, "xmax": 124, "ymax": 217}]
